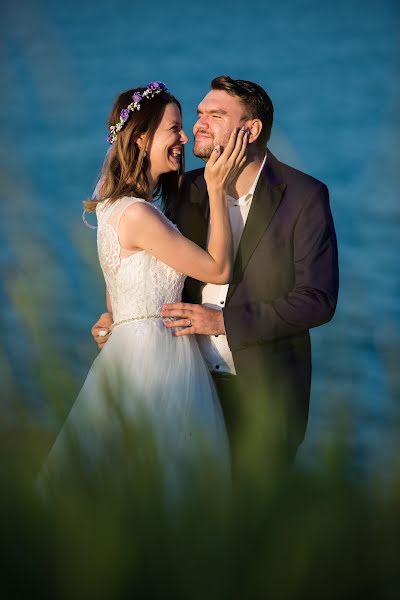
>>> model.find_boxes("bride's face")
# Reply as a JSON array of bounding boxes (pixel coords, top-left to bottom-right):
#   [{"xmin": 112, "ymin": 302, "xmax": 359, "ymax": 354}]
[{"xmin": 146, "ymin": 103, "xmax": 188, "ymax": 181}]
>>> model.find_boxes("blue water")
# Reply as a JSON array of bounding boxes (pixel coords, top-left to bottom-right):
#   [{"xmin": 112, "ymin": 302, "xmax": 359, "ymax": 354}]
[{"xmin": 1, "ymin": 0, "xmax": 399, "ymax": 471}]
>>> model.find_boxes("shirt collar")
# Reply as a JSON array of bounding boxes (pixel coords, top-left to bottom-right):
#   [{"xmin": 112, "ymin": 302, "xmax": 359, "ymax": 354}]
[{"xmin": 228, "ymin": 153, "xmax": 267, "ymax": 206}]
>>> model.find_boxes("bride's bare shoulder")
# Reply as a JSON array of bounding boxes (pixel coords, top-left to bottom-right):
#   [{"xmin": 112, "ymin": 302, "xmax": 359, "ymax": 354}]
[{"xmin": 121, "ymin": 199, "xmax": 162, "ymax": 225}]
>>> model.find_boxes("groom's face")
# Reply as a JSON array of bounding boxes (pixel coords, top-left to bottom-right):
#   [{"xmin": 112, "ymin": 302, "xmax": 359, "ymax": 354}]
[{"xmin": 193, "ymin": 90, "xmax": 247, "ymax": 160}]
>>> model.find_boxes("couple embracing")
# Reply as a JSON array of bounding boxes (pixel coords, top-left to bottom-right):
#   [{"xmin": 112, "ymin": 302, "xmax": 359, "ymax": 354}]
[{"xmin": 46, "ymin": 76, "xmax": 338, "ymax": 484}]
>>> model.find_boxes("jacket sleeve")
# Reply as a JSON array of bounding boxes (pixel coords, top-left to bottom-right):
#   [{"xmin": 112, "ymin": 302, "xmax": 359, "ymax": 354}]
[{"xmin": 224, "ymin": 183, "xmax": 339, "ymax": 351}]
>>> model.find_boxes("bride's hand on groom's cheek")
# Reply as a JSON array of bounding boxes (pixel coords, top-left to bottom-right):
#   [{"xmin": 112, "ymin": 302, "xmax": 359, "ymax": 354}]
[
  {"xmin": 161, "ymin": 303, "xmax": 226, "ymax": 337},
  {"xmin": 91, "ymin": 312, "xmax": 113, "ymax": 349}
]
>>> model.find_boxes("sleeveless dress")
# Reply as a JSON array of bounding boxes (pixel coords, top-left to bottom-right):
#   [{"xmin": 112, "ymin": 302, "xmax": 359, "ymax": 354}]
[{"xmin": 44, "ymin": 197, "xmax": 229, "ymax": 486}]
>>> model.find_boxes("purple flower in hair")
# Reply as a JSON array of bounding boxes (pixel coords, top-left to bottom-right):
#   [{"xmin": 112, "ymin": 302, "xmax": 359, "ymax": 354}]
[
  {"xmin": 107, "ymin": 82, "xmax": 168, "ymax": 146},
  {"xmin": 148, "ymin": 81, "xmax": 166, "ymax": 91},
  {"xmin": 120, "ymin": 108, "xmax": 130, "ymax": 122},
  {"xmin": 132, "ymin": 92, "xmax": 143, "ymax": 103}
]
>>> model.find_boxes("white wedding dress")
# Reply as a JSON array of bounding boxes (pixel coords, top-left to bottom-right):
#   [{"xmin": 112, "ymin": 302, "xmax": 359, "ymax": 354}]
[{"xmin": 44, "ymin": 197, "xmax": 229, "ymax": 487}]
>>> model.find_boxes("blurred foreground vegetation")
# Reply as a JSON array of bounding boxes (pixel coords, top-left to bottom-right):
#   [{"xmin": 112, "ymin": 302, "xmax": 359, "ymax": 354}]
[{"xmin": 2, "ymin": 369, "xmax": 400, "ymax": 599}]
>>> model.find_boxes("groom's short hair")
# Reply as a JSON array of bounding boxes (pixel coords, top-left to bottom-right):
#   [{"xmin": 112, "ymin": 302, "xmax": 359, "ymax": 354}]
[{"xmin": 211, "ymin": 75, "xmax": 274, "ymax": 147}]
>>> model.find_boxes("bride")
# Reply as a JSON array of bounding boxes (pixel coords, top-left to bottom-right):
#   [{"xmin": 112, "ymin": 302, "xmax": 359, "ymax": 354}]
[{"xmin": 44, "ymin": 81, "xmax": 248, "ymax": 486}]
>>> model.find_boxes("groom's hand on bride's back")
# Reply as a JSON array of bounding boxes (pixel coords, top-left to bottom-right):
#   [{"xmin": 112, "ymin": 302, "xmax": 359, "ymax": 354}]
[{"xmin": 91, "ymin": 312, "xmax": 113, "ymax": 349}]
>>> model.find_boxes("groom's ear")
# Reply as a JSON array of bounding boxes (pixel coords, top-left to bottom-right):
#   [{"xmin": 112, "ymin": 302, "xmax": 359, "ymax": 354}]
[{"xmin": 247, "ymin": 119, "xmax": 263, "ymax": 144}]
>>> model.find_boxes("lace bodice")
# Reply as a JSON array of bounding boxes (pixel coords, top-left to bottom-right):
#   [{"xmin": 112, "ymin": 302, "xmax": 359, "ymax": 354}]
[{"xmin": 96, "ymin": 197, "xmax": 186, "ymax": 323}]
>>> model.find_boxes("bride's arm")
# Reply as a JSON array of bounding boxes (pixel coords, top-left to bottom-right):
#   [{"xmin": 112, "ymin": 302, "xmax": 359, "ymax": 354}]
[
  {"xmin": 119, "ymin": 128, "xmax": 247, "ymax": 284},
  {"xmin": 106, "ymin": 288, "xmax": 113, "ymax": 314}
]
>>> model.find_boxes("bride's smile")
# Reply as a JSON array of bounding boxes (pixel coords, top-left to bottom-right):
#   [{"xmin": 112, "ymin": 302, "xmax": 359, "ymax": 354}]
[{"xmin": 146, "ymin": 103, "xmax": 188, "ymax": 181}]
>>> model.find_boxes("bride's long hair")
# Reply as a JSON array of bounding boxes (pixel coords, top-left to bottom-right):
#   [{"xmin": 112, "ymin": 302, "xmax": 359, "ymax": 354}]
[{"xmin": 83, "ymin": 87, "xmax": 185, "ymax": 214}]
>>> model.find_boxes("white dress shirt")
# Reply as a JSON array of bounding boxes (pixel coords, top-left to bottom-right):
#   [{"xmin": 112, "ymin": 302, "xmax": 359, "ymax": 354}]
[{"xmin": 197, "ymin": 154, "xmax": 267, "ymax": 374}]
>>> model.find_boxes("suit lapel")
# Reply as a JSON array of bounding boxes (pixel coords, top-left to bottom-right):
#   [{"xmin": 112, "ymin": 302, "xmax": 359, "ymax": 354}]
[
  {"xmin": 226, "ymin": 164, "xmax": 287, "ymax": 304},
  {"xmin": 180, "ymin": 174, "xmax": 209, "ymax": 304},
  {"xmin": 182, "ymin": 155, "xmax": 286, "ymax": 305},
  {"xmin": 186, "ymin": 176, "xmax": 209, "ymax": 248}
]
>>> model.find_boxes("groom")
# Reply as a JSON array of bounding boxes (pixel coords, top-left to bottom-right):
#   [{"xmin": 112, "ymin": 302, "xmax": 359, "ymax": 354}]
[{"xmin": 92, "ymin": 75, "xmax": 339, "ymax": 466}]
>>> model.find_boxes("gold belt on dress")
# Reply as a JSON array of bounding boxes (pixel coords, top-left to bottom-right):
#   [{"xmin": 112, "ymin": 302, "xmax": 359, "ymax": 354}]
[{"xmin": 111, "ymin": 315, "xmax": 162, "ymax": 330}]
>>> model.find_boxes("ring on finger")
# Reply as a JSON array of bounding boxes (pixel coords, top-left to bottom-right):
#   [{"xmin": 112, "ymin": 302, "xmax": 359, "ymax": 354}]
[{"xmin": 188, "ymin": 319, "xmax": 192, "ymax": 327}]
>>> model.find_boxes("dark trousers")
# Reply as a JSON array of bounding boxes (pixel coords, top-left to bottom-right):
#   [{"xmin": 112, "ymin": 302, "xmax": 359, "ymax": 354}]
[
  {"xmin": 211, "ymin": 372, "xmax": 242, "ymax": 450},
  {"xmin": 212, "ymin": 371, "xmax": 298, "ymax": 472}
]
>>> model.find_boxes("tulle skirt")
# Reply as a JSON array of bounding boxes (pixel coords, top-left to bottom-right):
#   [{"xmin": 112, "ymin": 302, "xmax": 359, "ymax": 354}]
[{"xmin": 43, "ymin": 319, "xmax": 230, "ymax": 488}]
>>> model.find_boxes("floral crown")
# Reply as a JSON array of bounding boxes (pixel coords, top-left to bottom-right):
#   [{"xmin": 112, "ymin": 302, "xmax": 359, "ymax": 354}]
[{"xmin": 107, "ymin": 81, "xmax": 168, "ymax": 144}]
